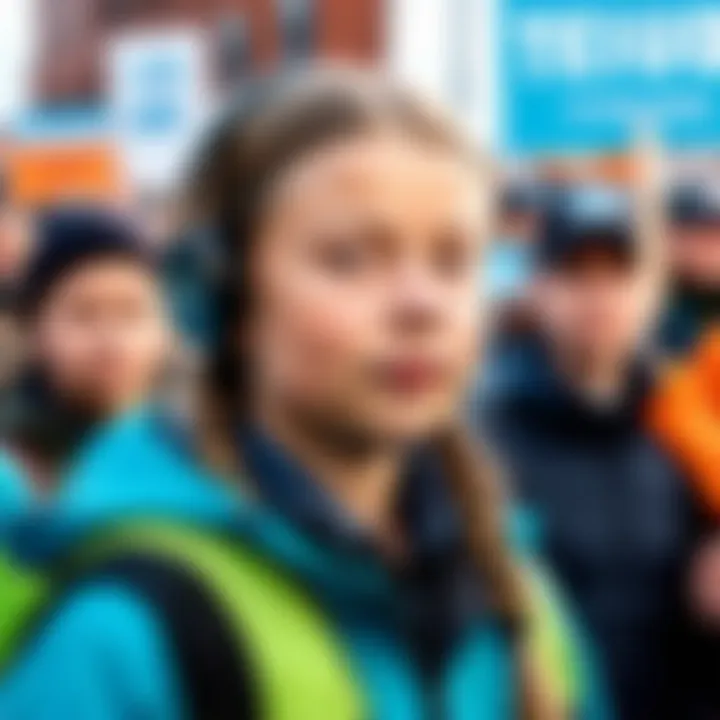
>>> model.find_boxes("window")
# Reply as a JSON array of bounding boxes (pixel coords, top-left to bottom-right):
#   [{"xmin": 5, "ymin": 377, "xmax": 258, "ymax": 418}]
[{"xmin": 277, "ymin": 0, "xmax": 315, "ymax": 63}]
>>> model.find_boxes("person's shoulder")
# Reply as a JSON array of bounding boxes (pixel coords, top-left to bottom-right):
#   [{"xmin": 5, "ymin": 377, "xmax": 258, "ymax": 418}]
[
  {"xmin": 53, "ymin": 577, "xmax": 173, "ymax": 645},
  {"xmin": 0, "ymin": 578, "xmax": 184, "ymax": 719},
  {"xmin": 15, "ymin": 577, "xmax": 177, "ymax": 673}
]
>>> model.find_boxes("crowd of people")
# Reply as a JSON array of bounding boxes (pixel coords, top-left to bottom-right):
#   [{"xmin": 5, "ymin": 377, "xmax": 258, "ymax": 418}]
[{"xmin": 0, "ymin": 66, "xmax": 719, "ymax": 720}]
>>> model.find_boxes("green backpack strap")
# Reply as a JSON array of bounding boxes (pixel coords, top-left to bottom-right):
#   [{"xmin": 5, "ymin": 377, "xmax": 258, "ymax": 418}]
[
  {"xmin": 527, "ymin": 563, "xmax": 583, "ymax": 713},
  {"xmin": 99, "ymin": 524, "xmax": 366, "ymax": 720},
  {"xmin": 2, "ymin": 524, "xmax": 366, "ymax": 720},
  {"xmin": 0, "ymin": 551, "xmax": 48, "ymax": 670}
]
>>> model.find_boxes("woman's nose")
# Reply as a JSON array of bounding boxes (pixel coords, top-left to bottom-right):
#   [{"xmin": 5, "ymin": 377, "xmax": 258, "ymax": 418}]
[{"xmin": 387, "ymin": 270, "xmax": 446, "ymax": 334}]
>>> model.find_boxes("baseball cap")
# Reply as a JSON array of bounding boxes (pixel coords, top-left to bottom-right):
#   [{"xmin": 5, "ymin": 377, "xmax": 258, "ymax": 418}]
[{"xmin": 535, "ymin": 185, "xmax": 636, "ymax": 269}]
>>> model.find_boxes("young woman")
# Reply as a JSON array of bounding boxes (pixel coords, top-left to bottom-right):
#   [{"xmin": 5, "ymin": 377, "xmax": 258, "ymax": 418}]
[{"xmin": 0, "ymin": 71, "xmax": 606, "ymax": 720}]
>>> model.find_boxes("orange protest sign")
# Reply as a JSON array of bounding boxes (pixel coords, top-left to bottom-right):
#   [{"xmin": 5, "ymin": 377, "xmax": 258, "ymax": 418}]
[
  {"xmin": 7, "ymin": 140, "xmax": 125, "ymax": 208},
  {"xmin": 538, "ymin": 146, "xmax": 664, "ymax": 188}
]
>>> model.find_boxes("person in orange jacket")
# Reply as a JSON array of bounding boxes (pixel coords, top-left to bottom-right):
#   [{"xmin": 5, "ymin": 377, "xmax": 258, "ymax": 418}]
[
  {"xmin": 648, "ymin": 327, "xmax": 720, "ymax": 517},
  {"xmin": 648, "ymin": 325, "xmax": 720, "ymax": 717}
]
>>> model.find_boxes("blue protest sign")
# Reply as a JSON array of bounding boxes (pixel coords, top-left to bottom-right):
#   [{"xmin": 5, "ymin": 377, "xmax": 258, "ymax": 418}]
[{"xmin": 501, "ymin": 0, "xmax": 720, "ymax": 154}]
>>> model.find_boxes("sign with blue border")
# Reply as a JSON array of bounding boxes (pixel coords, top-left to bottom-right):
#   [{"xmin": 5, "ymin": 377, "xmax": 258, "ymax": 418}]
[{"xmin": 108, "ymin": 30, "xmax": 211, "ymax": 189}]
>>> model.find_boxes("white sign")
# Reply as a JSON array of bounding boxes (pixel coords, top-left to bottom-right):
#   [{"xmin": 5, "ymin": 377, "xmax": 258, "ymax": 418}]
[{"xmin": 107, "ymin": 29, "xmax": 213, "ymax": 191}]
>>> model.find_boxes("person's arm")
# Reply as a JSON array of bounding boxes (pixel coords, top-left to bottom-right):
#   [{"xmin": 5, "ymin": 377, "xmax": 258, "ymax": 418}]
[
  {"xmin": 648, "ymin": 330, "xmax": 720, "ymax": 517},
  {"xmin": 0, "ymin": 581, "xmax": 185, "ymax": 720}
]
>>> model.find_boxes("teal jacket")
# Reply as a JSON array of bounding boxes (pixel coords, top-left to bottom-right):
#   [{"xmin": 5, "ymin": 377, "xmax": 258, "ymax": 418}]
[
  {"xmin": 0, "ymin": 411, "xmax": 611, "ymax": 719},
  {"xmin": 0, "ymin": 451, "xmax": 30, "ymax": 537}
]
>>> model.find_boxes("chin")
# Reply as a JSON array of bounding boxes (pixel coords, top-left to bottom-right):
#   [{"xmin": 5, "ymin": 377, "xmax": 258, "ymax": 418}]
[
  {"xmin": 77, "ymin": 389, "xmax": 134, "ymax": 419},
  {"xmin": 369, "ymin": 412, "xmax": 453, "ymax": 447},
  {"xmin": 296, "ymin": 394, "xmax": 457, "ymax": 452}
]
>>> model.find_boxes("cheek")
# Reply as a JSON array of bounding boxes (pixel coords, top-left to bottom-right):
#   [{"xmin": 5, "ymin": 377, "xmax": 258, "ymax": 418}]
[
  {"xmin": 537, "ymin": 288, "xmax": 574, "ymax": 331},
  {"xmin": 628, "ymin": 277, "xmax": 661, "ymax": 331},
  {"xmin": 37, "ymin": 324, "xmax": 94, "ymax": 386},
  {"xmin": 121, "ymin": 318, "xmax": 167, "ymax": 360},
  {"xmin": 254, "ymin": 277, "xmax": 380, "ymax": 395},
  {"xmin": 40, "ymin": 321, "xmax": 82, "ymax": 366},
  {"xmin": 447, "ymin": 298, "xmax": 483, "ymax": 377}
]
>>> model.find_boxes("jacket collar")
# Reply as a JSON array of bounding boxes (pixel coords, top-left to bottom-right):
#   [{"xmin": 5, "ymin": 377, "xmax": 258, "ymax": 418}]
[
  {"xmin": 240, "ymin": 428, "xmax": 464, "ymax": 562},
  {"xmin": 504, "ymin": 338, "xmax": 656, "ymax": 438},
  {"xmin": 2, "ymin": 370, "xmax": 100, "ymax": 468}
]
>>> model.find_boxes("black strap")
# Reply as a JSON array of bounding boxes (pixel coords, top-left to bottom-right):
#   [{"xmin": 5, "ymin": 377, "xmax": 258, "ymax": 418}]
[{"xmin": 78, "ymin": 552, "xmax": 258, "ymax": 720}]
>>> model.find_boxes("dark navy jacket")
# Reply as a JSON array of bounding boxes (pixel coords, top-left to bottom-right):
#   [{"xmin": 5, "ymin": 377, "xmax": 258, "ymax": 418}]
[{"xmin": 484, "ymin": 344, "xmax": 693, "ymax": 720}]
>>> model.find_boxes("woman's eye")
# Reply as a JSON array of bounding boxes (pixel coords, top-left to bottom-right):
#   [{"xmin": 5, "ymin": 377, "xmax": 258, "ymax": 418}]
[
  {"xmin": 434, "ymin": 239, "xmax": 476, "ymax": 279},
  {"xmin": 316, "ymin": 239, "xmax": 369, "ymax": 275}
]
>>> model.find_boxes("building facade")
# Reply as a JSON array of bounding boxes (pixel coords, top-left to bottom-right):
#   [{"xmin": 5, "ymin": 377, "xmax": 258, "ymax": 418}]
[{"xmin": 35, "ymin": 0, "xmax": 384, "ymax": 105}]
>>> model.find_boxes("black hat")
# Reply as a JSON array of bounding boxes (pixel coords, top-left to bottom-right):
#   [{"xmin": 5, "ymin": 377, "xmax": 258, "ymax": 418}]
[
  {"xmin": 669, "ymin": 183, "xmax": 720, "ymax": 226},
  {"xmin": 535, "ymin": 185, "xmax": 636, "ymax": 269},
  {"xmin": 19, "ymin": 207, "xmax": 154, "ymax": 317}
]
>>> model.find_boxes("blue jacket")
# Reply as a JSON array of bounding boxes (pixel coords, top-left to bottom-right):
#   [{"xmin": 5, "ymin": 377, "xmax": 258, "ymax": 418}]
[
  {"xmin": 0, "ymin": 451, "xmax": 30, "ymax": 537},
  {"xmin": 0, "ymin": 410, "xmax": 609, "ymax": 719}
]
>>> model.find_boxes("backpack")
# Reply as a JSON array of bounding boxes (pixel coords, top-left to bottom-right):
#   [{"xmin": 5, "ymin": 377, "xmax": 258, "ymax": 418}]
[
  {"xmin": 0, "ymin": 523, "xmax": 587, "ymax": 720},
  {"xmin": 0, "ymin": 523, "xmax": 366, "ymax": 720}
]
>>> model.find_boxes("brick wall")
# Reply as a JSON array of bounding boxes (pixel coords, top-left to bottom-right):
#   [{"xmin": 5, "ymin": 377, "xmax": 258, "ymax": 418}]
[{"xmin": 35, "ymin": 0, "xmax": 385, "ymax": 104}]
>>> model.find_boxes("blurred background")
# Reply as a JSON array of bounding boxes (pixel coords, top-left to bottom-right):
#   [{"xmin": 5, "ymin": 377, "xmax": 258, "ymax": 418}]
[{"xmin": 2, "ymin": 0, "xmax": 720, "ymax": 368}]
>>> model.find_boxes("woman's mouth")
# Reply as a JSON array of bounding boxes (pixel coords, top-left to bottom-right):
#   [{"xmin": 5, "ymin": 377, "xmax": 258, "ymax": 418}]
[{"xmin": 374, "ymin": 357, "xmax": 447, "ymax": 394}]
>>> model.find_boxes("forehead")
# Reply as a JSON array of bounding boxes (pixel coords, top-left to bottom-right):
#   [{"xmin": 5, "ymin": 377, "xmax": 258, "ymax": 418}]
[
  {"xmin": 264, "ymin": 133, "xmax": 486, "ymax": 226},
  {"xmin": 45, "ymin": 259, "xmax": 158, "ymax": 303}
]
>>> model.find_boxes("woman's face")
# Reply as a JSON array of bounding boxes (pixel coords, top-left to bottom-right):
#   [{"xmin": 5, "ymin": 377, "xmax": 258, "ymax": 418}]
[
  {"xmin": 33, "ymin": 259, "xmax": 170, "ymax": 417},
  {"xmin": 248, "ymin": 133, "xmax": 487, "ymax": 446}
]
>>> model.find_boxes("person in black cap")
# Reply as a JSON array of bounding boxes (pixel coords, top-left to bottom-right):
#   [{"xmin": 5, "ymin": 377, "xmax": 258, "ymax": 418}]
[
  {"xmin": 2, "ymin": 206, "xmax": 170, "ymax": 493},
  {"xmin": 660, "ymin": 182, "xmax": 720, "ymax": 355},
  {"xmin": 484, "ymin": 185, "xmax": 694, "ymax": 720}
]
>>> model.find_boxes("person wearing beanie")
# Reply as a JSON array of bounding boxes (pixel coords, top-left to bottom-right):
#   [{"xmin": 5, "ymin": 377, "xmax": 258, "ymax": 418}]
[
  {"xmin": 484, "ymin": 185, "xmax": 695, "ymax": 720},
  {"xmin": 1, "ymin": 207, "xmax": 170, "ymax": 493},
  {"xmin": 0, "ymin": 208, "xmax": 171, "ymax": 701}
]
